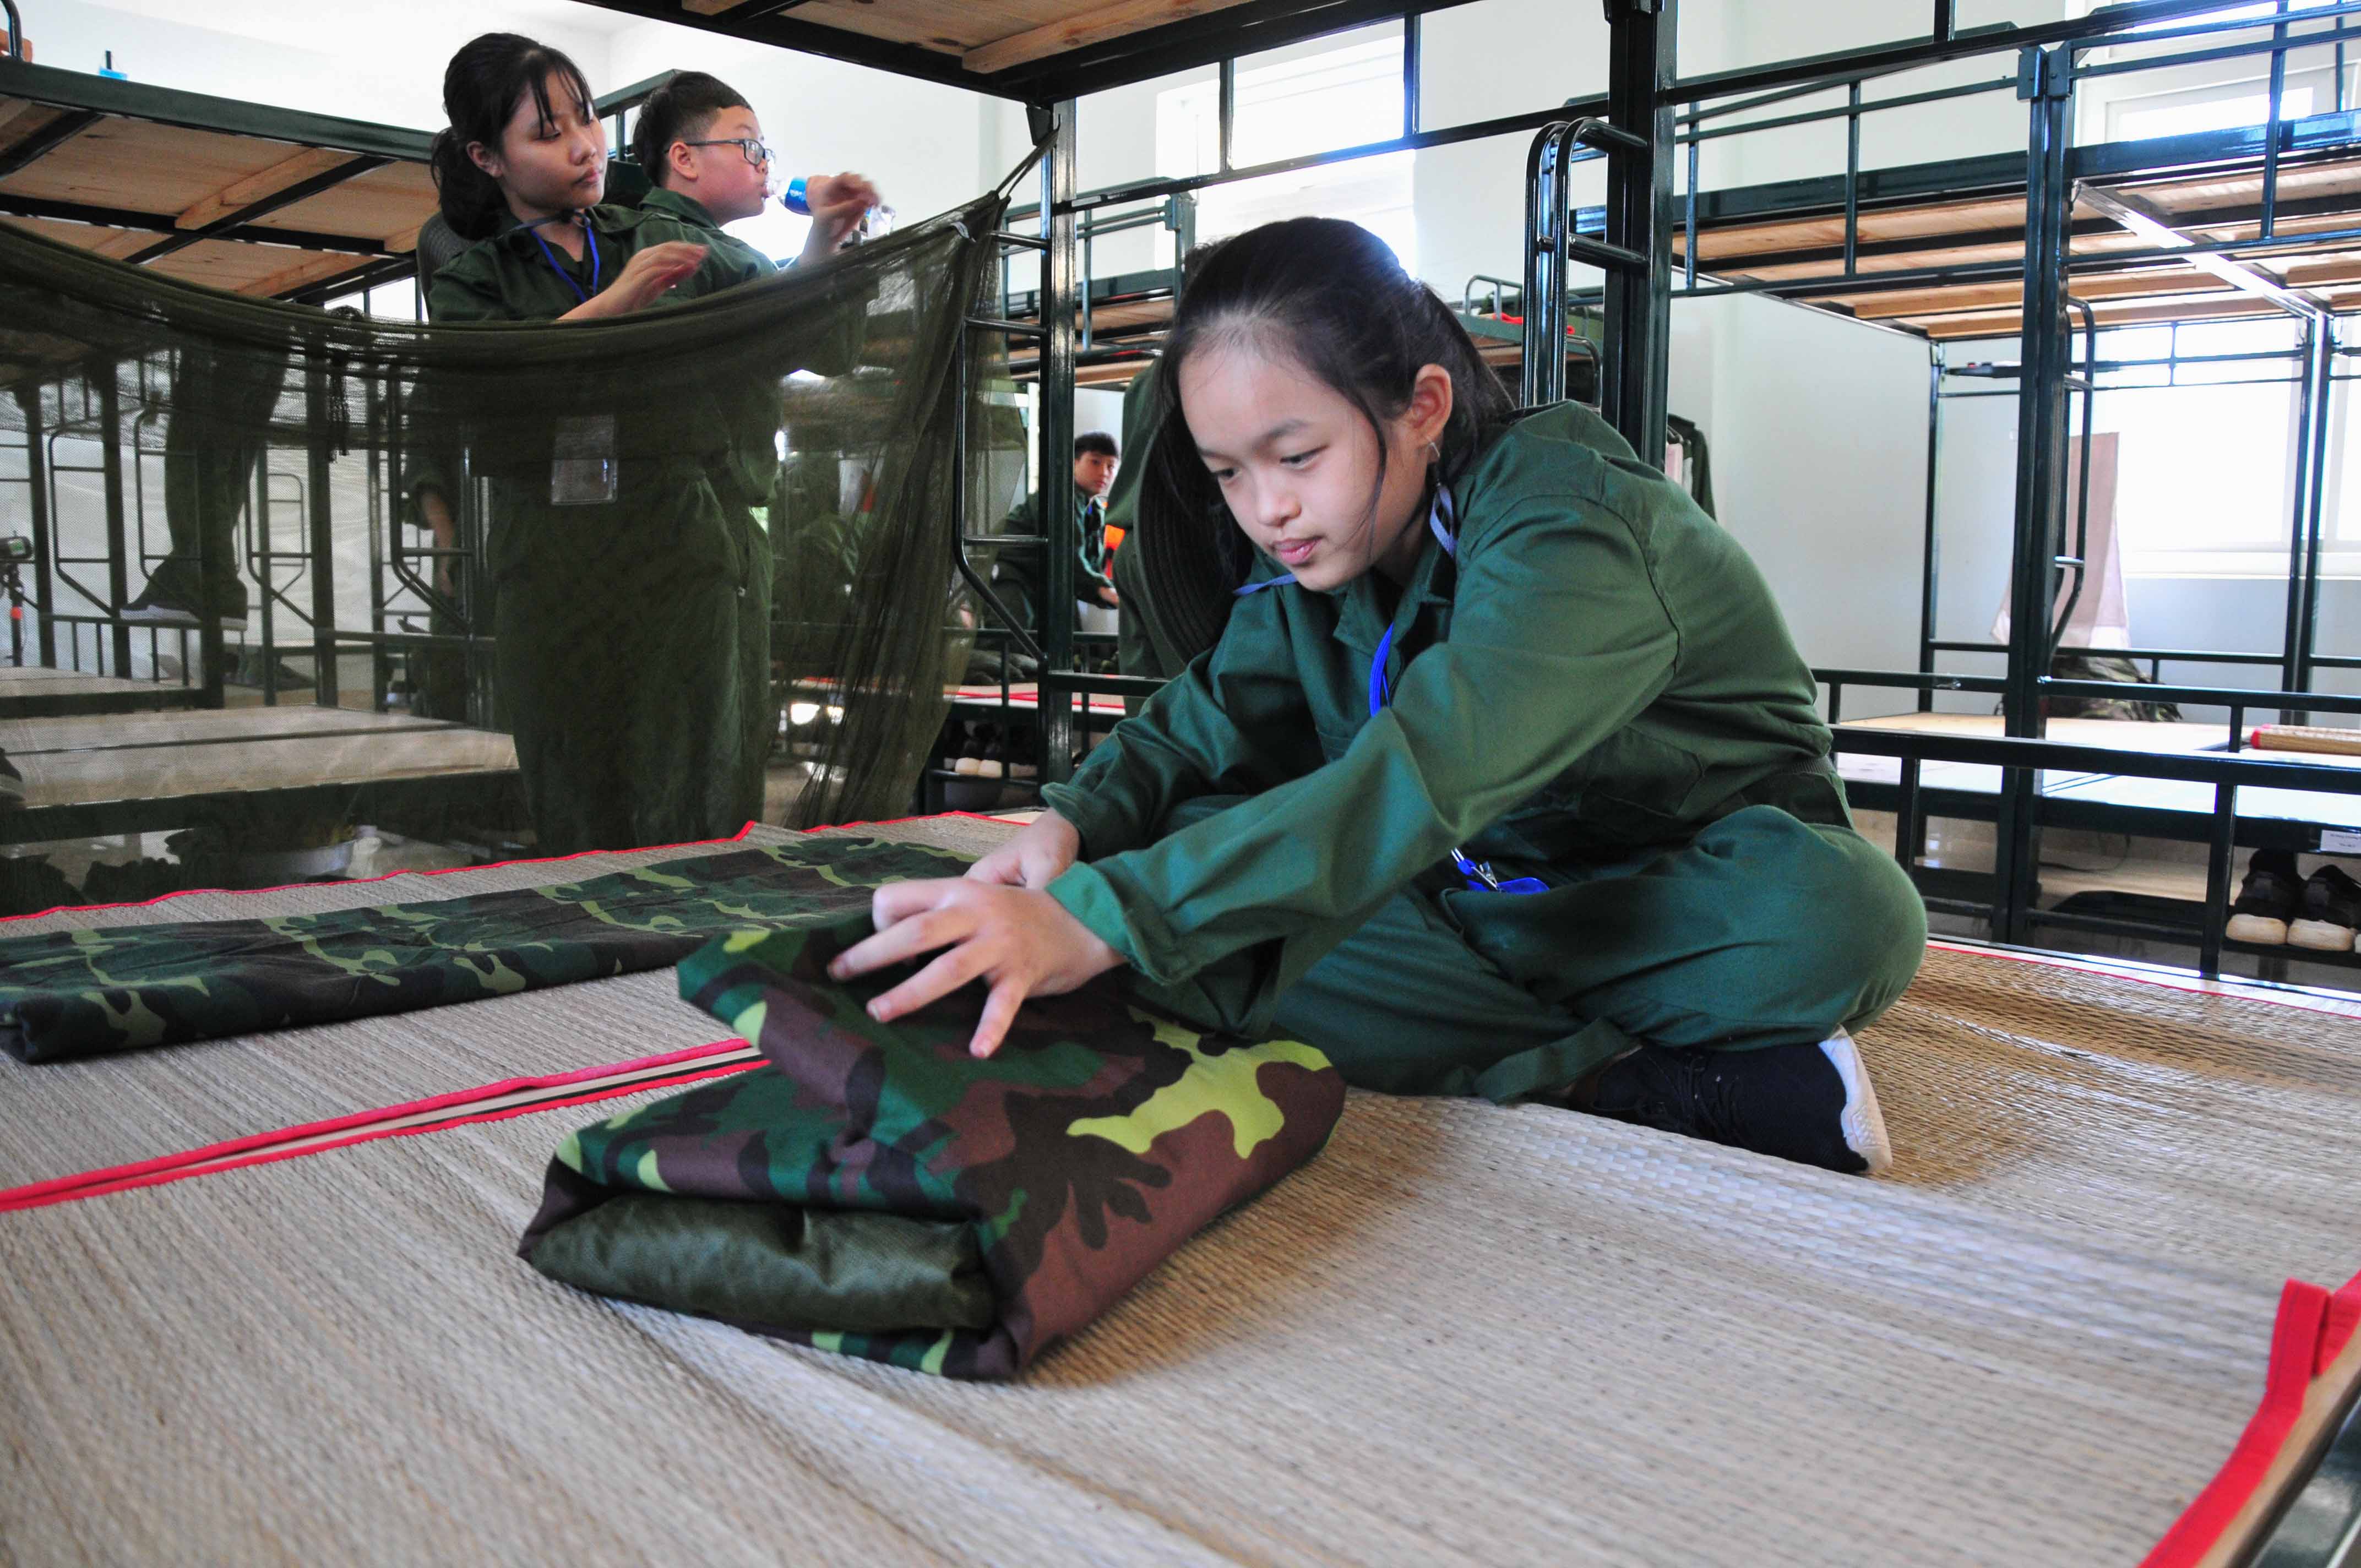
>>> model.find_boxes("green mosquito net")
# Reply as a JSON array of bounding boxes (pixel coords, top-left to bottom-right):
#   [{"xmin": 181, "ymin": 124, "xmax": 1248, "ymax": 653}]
[{"xmin": 0, "ymin": 191, "xmax": 1015, "ymax": 908}]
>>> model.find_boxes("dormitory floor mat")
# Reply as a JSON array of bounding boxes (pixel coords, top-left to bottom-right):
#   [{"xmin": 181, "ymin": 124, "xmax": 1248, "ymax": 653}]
[
  {"xmin": 2, "ymin": 812, "xmax": 2357, "ymax": 1560},
  {"xmin": 0, "ymin": 1065, "xmax": 2336, "ymax": 1565}
]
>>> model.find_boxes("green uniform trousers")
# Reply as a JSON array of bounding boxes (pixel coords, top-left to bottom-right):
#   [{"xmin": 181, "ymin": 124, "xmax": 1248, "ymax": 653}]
[
  {"xmin": 148, "ymin": 344, "xmax": 288, "ymax": 617},
  {"xmin": 493, "ymin": 524, "xmax": 773, "ymax": 856},
  {"xmin": 1144, "ymin": 799, "xmax": 1927, "ymax": 1099}
]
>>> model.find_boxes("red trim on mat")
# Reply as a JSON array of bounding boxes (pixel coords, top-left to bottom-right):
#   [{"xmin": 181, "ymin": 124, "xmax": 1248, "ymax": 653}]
[
  {"xmin": 0, "ymin": 810, "xmax": 996, "ymax": 927},
  {"xmin": 2141, "ymin": 1270, "xmax": 2361, "ymax": 1567},
  {"xmin": 1927, "ymin": 940, "xmax": 2361, "ymax": 1016},
  {"xmin": 0, "ymin": 1038, "xmax": 761, "ymax": 1215}
]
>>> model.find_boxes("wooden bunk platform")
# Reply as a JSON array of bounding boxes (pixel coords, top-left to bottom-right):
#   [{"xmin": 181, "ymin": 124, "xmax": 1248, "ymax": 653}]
[
  {"xmin": 1664, "ymin": 113, "xmax": 2361, "ymax": 339},
  {"xmin": 0, "ymin": 703, "xmax": 520, "ymax": 847},
  {"xmin": 0, "ymin": 58, "xmax": 436, "ymax": 303},
  {"xmin": 0, "ymin": 661, "xmax": 198, "ymax": 719}
]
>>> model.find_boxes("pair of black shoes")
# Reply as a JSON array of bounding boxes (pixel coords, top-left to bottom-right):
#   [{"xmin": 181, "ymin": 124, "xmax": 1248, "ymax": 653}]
[
  {"xmin": 949, "ymin": 723, "xmax": 1037, "ymax": 782},
  {"xmin": 2228, "ymin": 850, "xmax": 2361, "ymax": 953},
  {"xmin": 1562, "ymin": 1029, "xmax": 1894, "ymax": 1177}
]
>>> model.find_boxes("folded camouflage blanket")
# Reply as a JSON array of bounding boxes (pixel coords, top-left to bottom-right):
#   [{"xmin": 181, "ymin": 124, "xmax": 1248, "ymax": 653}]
[
  {"xmin": 519, "ymin": 913, "xmax": 1345, "ymax": 1379},
  {"xmin": 0, "ymin": 837, "xmax": 969, "ymax": 1063}
]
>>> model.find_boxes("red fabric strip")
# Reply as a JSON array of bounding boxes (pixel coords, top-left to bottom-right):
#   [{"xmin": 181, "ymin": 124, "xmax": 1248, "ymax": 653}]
[
  {"xmin": 0, "ymin": 1037, "xmax": 759, "ymax": 1213},
  {"xmin": 2140, "ymin": 1277, "xmax": 2341, "ymax": 1567},
  {"xmin": 1, "ymin": 1058, "xmax": 761, "ymax": 1213}
]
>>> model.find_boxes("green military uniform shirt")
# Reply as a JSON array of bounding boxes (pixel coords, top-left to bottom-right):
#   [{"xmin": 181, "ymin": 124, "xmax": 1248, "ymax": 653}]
[
  {"xmin": 426, "ymin": 195, "xmax": 773, "ymax": 324},
  {"xmin": 1041, "ymin": 399, "xmax": 1846, "ymax": 1020},
  {"xmin": 422, "ymin": 194, "xmax": 790, "ymax": 853}
]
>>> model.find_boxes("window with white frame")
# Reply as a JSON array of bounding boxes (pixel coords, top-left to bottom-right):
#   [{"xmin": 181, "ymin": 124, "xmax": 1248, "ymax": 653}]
[
  {"xmin": 2074, "ymin": 0, "xmax": 2352, "ymax": 145},
  {"xmin": 1155, "ymin": 31, "xmax": 1416, "ymax": 275},
  {"xmin": 2089, "ymin": 319, "xmax": 2361, "ymax": 579}
]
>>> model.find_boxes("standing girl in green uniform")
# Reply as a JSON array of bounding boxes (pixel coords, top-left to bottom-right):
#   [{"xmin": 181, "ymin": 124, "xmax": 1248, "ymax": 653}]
[
  {"xmin": 831, "ymin": 218, "xmax": 1926, "ymax": 1175},
  {"xmin": 420, "ymin": 34, "xmax": 873, "ymax": 853}
]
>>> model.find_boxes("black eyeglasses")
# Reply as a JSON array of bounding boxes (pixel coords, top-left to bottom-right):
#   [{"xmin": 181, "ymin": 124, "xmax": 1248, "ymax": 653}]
[{"xmin": 681, "ymin": 138, "xmax": 773, "ymax": 167}]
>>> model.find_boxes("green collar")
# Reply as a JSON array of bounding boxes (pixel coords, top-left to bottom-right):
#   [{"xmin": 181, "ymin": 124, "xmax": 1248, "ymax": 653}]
[
  {"xmin": 1336, "ymin": 498, "xmax": 1455, "ymax": 658},
  {"xmin": 639, "ymin": 187, "xmax": 723, "ymax": 232},
  {"xmin": 487, "ymin": 203, "xmax": 646, "ymax": 251}
]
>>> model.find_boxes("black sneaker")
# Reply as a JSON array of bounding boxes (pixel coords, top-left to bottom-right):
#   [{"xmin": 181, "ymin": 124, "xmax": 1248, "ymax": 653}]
[
  {"xmin": 0, "ymin": 749, "xmax": 20, "ymax": 810},
  {"xmin": 123, "ymin": 558, "xmax": 248, "ymax": 632},
  {"xmin": 2227, "ymin": 848, "xmax": 2304, "ymax": 946},
  {"xmin": 2289, "ymin": 864, "xmax": 2361, "ymax": 954},
  {"xmin": 952, "ymin": 723, "xmax": 991, "ymax": 777},
  {"xmin": 1576, "ymin": 1030, "xmax": 1893, "ymax": 1175}
]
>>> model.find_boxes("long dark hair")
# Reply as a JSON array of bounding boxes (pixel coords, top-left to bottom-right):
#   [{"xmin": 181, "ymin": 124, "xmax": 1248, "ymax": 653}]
[
  {"xmin": 1144, "ymin": 217, "xmax": 1516, "ymax": 589},
  {"xmin": 429, "ymin": 33, "xmax": 598, "ymax": 242}
]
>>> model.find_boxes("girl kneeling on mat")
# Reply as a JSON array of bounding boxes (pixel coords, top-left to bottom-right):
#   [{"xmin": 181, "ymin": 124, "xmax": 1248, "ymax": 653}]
[{"xmin": 831, "ymin": 217, "xmax": 1925, "ymax": 1175}]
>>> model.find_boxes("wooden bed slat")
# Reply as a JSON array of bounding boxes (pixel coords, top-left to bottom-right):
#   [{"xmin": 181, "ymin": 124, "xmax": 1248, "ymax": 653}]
[
  {"xmin": 176, "ymin": 146, "xmax": 360, "ymax": 231},
  {"xmin": 965, "ymin": 0, "xmax": 1267, "ymax": 73}
]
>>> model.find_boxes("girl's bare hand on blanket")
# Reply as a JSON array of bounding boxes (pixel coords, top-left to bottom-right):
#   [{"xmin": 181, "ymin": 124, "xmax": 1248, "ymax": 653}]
[
  {"xmin": 965, "ymin": 811, "xmax": 1080, "ymax": 889},
  {"xmin": 828, "ymin": 879, "xmax": 1123, "ymax": 1057}
]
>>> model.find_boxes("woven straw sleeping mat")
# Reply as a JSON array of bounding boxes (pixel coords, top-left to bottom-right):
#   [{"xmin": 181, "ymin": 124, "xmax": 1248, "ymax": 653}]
[{"xmin": 1, "ymin": 814, "xmax": 2355, "ymax": 1565}]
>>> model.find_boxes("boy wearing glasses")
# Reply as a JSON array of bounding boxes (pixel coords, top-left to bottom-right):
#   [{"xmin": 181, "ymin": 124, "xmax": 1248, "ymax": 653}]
[{"xmin": 630, "ymin": 72, "xmax": 878, "ymax": 273}]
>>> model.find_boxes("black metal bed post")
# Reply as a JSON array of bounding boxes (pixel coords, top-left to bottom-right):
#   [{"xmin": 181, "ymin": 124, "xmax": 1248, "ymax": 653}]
[
  {"xmin": 1401, "ymin": 12, "xmax": 1421, "ymax": 139},
  {"xmin": 2280, "ymin": 316, "xmax": 2327, "ymax": 711},
  {"xmin": 2290, "ymin": 319, "xmax": 2333, "ymax": 717},
  {"xmin": 1521, "ymin": 126, "xmax": 1570, "ymax": 409},
  {"xmin": 365, "ymin": 372, "xmax": 391, "ymax": 711},
  {"xmin": 302, "ymin": 355, "xmax": 339, "ymax": 708},
  {"xmin": 193, "ymin": 375, "xmax": 228, "ymax": 711},
  {"xmin": 1038, "ymin": 100, "xmax": 1080, "ymax": 787},
  {"xmin": 13, "ymin": 384, "xmax": 56, "ymax": 666},
  {"xmin": 94, "ymin": 367, "xmax": 133, "ymax": 679},
  {"xmin": 1604, "ymin": 0, "xmax": 1673, "ymax": 468},
  {"xmin": 1919, "ymin": 346, "xmax": 1943, "ymax": 714},
  {"xmin": 1996, "ymin": 42, "xmax": 2075, "ymax": 945}
]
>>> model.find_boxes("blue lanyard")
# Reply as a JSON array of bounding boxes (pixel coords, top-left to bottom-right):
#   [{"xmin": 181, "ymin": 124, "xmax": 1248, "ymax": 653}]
[
  {"xmin": 528, "ymin": 217, "xmax": 601, "ymax": 305},
  {"xmin": 1364, "ymin": 485, "xmax": 1548, "ymax": 897}
]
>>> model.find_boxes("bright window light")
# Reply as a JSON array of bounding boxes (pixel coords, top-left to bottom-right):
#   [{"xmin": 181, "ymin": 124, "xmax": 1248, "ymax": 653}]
[
  {"xmin": 2117, "ymin": 85, "xmax": 2316, "ymax": 139},
  {"xmin": 1156, "ymin": 34, "xmax": 1416, "ymax": 275}
]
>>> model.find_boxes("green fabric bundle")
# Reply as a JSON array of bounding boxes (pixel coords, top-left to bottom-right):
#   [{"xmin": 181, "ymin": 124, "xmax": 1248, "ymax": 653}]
[
  {"xmin": 520, "ymin": 913, "xmax": 1345, "ymax": 1379},
  {"xmin": 0, "ymin": 836, "xmax": 967, "ymax": 1062}
]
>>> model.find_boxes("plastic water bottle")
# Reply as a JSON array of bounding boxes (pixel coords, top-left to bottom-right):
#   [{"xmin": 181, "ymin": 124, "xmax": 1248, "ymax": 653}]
[{"xmin": 765, "ymin": 166, "xmax": 811, "ymax": 216}]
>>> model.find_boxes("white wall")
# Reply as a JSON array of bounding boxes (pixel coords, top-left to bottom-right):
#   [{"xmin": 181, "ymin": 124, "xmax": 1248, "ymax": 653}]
[{"xmin": 6, "ymin": 0, "xmax": 625, "ymax": 132}]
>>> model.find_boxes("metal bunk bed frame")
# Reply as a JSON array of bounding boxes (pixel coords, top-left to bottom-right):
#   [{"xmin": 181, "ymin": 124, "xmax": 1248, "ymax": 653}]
[{"xmin": 1553, "ymin": 0, "xmax": 2361, "ymax": 1000}]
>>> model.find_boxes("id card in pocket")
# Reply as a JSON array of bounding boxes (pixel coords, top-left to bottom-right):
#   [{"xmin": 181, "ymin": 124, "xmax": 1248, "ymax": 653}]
[{"xmin": 550, "ymin": 415, "xmax": 618, "ymax": 506}]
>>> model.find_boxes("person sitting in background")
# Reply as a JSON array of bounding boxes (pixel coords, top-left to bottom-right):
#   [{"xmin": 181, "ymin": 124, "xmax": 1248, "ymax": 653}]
[{"xmin": 992, "ymin": 431, "xmax": 1122, "ymax": 645}]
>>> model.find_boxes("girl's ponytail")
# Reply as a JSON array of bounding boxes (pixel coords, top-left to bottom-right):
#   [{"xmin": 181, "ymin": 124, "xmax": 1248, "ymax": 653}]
[{"xmin": 429, "ymin": 126, "xmax": 507, "ymax": 242}]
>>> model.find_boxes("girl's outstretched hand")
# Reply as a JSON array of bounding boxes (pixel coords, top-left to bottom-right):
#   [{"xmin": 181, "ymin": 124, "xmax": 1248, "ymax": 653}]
[
  {"xmin": 564, "ymin": 239, "xmax": 707, "ymax": 319},
  {"xmin": 965, "ymin": 810, "xmax": 1080, "ymax": 889},
  {"xmin": 827, "ymin": 878, "xmax": 1123, "ymax": 1058}
]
